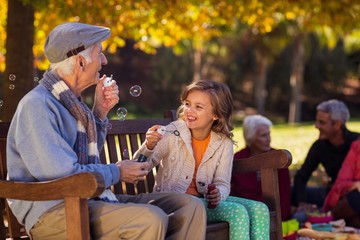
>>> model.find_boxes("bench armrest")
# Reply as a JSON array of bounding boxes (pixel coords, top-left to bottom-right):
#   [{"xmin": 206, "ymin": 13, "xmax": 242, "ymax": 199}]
[
  {"xmin": 0, "ymin": 172, "xmax": 105, "ymax": 200},
  {"xmin": 0, "ymin": 172, "xmax": 105, "ymax": 240},
  {"xmin": 232, "ymin": 149, "xmax": 292, "ymax": 205},
  {"xmin": 232, "ymin": 149, "xmax": 292, "ymax": 239},
  {"xmin": 232, "ymin": 149, "xmax": 291, "ymax": 173}
]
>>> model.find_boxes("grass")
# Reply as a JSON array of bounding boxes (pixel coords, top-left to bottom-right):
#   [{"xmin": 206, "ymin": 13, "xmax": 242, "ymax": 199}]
[{"xmin": 232, "ymin": 120, "xmax": 360, "ymax": 185}]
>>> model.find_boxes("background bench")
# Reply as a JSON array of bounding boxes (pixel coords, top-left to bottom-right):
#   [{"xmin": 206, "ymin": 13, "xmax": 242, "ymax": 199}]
[{"xmin": 0, "ymin": 110, "xmax": 292, "ymax": 239}]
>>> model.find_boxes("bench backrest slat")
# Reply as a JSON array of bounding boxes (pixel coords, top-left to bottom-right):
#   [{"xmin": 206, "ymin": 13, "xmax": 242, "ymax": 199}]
[{"xmin": 100, "ymin": 111, "xmax": 176, "ymax": 195}]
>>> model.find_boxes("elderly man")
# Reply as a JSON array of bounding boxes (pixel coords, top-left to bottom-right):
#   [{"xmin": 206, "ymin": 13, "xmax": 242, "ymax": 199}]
[
  {"xmin": 292, "ymin": 99, "xmax": 360, "ymax": 212},
  {"xmin": 7, "ymin": 22, "xmax": 206, "ymax": 240}
]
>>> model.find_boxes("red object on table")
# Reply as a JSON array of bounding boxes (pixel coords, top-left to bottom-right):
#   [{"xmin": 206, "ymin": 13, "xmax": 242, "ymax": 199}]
[{"xmin": 307, "ymin": 215, "xmax": 334, "ymax": 224}]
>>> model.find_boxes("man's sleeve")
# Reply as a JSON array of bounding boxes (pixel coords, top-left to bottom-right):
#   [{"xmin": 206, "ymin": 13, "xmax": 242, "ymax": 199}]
[{"xmin": 292, "ymin": 142, "xmax": 321, "ymax": 206}]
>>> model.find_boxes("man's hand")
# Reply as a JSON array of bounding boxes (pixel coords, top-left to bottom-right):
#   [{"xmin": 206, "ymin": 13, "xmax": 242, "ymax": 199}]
[
  {"xmin": 93, "ymin": 74, "xmax": 119, "ymax": 120},
  {"xmin": 116, "ymin": 160, "xmax": 149, "ymax": 184}
]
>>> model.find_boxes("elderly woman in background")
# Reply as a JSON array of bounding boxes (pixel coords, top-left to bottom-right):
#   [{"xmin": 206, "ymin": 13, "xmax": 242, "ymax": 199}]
[{"xmin": 230, "ymin": 115, "xmax": 292, "ymax": 221}]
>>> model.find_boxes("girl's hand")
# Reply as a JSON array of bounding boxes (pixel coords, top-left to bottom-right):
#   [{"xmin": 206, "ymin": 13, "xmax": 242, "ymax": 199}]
[
  {"xmin": 145, "ymin": 125, "xmax": 163, "ymax": 150},
  {"xmin": 206, "ymin": 186, "xmax": 221, "ymax": 206}
]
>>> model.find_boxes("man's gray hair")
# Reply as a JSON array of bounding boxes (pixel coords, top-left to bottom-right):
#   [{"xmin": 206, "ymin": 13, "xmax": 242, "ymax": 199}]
[
  {"xmin": 317, "ymin": 99, "xmax": 350, "ymax": 123},
  {"xmin": 243, "ymin": 115, "xmax": 272, "ymax": 147},
  {"xmin": 50, "ymin": 45, "xmax": 95, "ymax": 77}
]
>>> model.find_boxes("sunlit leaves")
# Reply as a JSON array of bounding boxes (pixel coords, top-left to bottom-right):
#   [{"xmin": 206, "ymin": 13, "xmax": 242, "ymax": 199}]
[
  {"xmin": 0, "ymin": 0, "xmax": 7, "ymax": 71},
  {"xmin": 1, "ymin": 0, "xmax": 360, "ymax": 70},
  {"xmin": 344, "ymin": 29, "xmax": 360, "ymax": 53},
  {"xmin": 314, "ymin": 26, "xmax": 338, "ymax": 49}
]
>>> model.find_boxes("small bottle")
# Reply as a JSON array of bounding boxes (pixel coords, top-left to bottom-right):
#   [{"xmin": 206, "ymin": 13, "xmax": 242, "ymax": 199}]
[
  {"xmin": 207, "ymin": 183, "xmax": 217, "ymax": 209},
  {"xmin": 137, "ymin": 154, "xmax": 148, "ymax": 162}
]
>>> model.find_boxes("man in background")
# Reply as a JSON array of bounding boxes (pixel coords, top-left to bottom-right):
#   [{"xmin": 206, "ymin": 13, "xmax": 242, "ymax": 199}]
[{"xmin": 292, "ymin": 99, "xmax": 360, "ymax": 213}]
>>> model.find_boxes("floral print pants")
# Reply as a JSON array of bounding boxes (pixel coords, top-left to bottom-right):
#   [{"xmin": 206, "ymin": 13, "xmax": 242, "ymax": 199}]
[{"xmin": 200, "ymin": 196, "xmax": 270, "ymax": 240}]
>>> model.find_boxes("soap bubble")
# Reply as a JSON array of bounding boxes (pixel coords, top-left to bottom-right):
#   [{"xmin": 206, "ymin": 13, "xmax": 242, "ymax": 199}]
[
  {"xmin": 34, "ymin": 77, "xmax": 39, "ymax": 82},
  {"xmin": 123, "ymin": 149, "xmax": 129, "ymax": 159},
  {"xmin": 129, "ymin": 85, "xmax": 142, "ymax": 97},
  {"xmin": 0, "ymin": 99, "xmax": 3, "ymax": 107},
  {"xmin": 107, "ymin": 123, "xmax": 112, "ymax": 130},
  {"xmin": 9, "ymin": 74, "xmax": 16, "ymax": 81},
  {"xmin": 116, "ymin": 107, "xmax": 127, "ymax": 121},
  {"xmin": 9, "ymin": 84, "xmax": 15, "ymax": 90}
]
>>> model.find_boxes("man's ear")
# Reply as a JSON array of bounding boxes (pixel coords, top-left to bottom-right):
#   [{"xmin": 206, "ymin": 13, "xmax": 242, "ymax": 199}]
[
  {"xmin": 76, "ymin": 55, "xmax": 86, "ymax": 70},
  {"xmin": 334, "ymin": 120, "xmax": 343, "ymax": 130}
]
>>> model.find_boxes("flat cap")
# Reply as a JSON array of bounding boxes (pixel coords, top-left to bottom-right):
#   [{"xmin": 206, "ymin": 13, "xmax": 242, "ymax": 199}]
[{"xmin": 44, "ymin": 22, "xmax": 110, "ymax": 63}]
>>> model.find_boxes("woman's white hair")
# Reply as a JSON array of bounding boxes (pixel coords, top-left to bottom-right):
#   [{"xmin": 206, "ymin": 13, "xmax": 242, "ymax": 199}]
[
  {"xmin": 243, "ymin": 115, "xmax": 272, "ymax": 147},
  {"xmin": 50, "ymin": 45, "xmax": 95, "ymax": 77}
]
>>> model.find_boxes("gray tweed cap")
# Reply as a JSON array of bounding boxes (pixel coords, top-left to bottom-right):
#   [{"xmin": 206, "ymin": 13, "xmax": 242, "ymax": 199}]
[{"xmin": 44, "ymin": 22, "xmax": 110, "ymax": 63}]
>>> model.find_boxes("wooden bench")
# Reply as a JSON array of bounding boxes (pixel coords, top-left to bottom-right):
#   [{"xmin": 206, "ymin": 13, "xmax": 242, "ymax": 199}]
[
  {"xmin": 0, "ymin": 111, "xmax": 292, "ymax": 239},
  {"xmin": 0, "ymin": 121, "xmax": 106, "ymax": 240}
]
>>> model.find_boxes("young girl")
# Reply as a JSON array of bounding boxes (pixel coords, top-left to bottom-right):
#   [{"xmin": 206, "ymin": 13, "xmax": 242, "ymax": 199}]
[{"xmin": 134, "ymin": 79, "xmax": 269, "ymax": 240}]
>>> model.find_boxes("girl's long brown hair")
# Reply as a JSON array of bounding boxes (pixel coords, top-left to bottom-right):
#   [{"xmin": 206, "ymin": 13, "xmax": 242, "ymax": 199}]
[{"xmin": 177, "ymin": 79, "xmax": 234, "ymax": 139}]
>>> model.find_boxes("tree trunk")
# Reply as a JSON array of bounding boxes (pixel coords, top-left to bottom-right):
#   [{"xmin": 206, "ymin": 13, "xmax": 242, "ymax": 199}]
[
  {"xmin": 254, "ymin": 49, "xmax": 268, "ymax": 115},
  {"xmin": 2, "ymin": 0, "xmax": 34, "ymax": 121},
  {"xmin": 288, "ymin": 32, "xmax": 304, "ymax": 123},
  {"xmin": 193, "ymin": 48, "xmax": 202, "ymax": 82}
]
